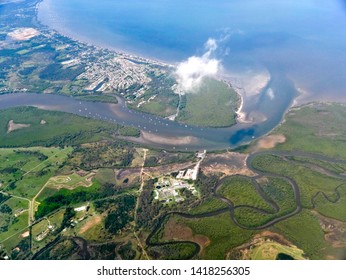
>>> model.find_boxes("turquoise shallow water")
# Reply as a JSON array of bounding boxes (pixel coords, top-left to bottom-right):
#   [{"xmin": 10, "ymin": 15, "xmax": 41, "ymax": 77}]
[{"xmin": 38, "ymin": 0, "xmax": 346, "ymax": 103}]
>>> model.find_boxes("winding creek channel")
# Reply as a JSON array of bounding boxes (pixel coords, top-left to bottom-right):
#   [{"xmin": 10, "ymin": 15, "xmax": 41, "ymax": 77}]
[{"xmin": 145, "ymin": 151, "xmax": 346, "ymax": 258}]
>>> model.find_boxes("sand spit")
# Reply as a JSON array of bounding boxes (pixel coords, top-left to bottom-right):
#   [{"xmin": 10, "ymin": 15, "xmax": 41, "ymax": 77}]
[
  {"xmin": 254, "ymin": 134, "xmax": 286, "ymax": 150},
  {"xmin": 118, "ymin": 130, "xmax": 199, "ymax": 148},
  {"xmin": 7, "ymin": 120, "xmax": 31, "ymax": 133},
  {"xmin": 140, "ymin": 131, "xmax": 198, "ymax": 146}
]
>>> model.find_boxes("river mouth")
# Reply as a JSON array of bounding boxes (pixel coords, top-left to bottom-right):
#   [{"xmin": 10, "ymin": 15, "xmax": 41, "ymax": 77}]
[
  {"xmin": 37, "ymin": 0, "xmax": 346, "ymax": 114},
  {"xmin": 34, "ymin": 0, "xmax": 338, "ymax": 151},
  {"xmin": 36, "ymin": 0, "xmax": 301, "ymax": 131},
  {"xmin": 0, "ymin": 92, "xmax": 296, "ymax": 151},
  {"xmin": 4, "ymin": 0, "xmax": 344, "ymax": 150}
]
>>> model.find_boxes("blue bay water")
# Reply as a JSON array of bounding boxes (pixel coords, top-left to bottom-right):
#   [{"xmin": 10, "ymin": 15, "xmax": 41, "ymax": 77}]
[
  {"xmin": 38, "ymin": 0, "xmax": 346, "ymax": 104},
  {"xmin": 0, "ymin": 0, "xmax": 344, "ymax": 149}
]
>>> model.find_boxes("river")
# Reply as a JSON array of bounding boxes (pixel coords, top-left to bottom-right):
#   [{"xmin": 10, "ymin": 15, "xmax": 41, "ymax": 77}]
[
  {"xmin": 3, "ymin": 0, "xmax": 346, "ymax": 150},
  {"xmin": 0, "ymin": 92, "xmax": 295, "ymax": 151}
]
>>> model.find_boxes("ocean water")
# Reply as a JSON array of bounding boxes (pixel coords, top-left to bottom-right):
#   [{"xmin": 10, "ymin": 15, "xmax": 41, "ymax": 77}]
[
  {"xmin": 38, "ymin": 0, "xmax": 346, "ymax": 102},
  {"xmin": 0, "ymin": 0, "xmax": 344, "ymax": 149}
]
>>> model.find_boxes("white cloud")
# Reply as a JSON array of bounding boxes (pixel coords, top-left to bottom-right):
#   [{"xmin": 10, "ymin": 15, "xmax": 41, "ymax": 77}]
[
  {"xmin": 175, "ymin": 38, "xmax": 221, "ymax": 93},
  {"xmin": 205, "ymin": 38, "xmax": 218, "ymax": 53}
]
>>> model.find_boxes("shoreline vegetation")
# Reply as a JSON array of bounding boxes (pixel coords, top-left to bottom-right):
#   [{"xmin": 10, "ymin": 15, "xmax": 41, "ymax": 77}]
[
  {"xmin": 1, "ymin": 0, "xmax": 346, "ymax": 262},
  {"xmin": 0, "ymin": 106, "xmax": 140, "ymax": 148},
  {"xmin": 1, "ymin": 101, "xmax": 346, "ymax": 260},
  {"xmin": 1, "ymin": 0, "xmax": 241, "ymax": 129}
]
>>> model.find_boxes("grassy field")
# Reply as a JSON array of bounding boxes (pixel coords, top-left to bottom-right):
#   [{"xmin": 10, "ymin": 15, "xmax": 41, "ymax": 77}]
[
  {"xmin": 78, "ymin": 213, "xmax": 106, "ymax": 242},
  {"xmin": 35, "ymin": 187, "xmax": 59, "ymax": 203},
  {"xmin": 77, "ymin": 204, "xmax": 104, "ymax": 235},
  {"xmin": 0, "ymin": 147, "xmax": 72, "ymax": 199},
  {"xmin": 176, "ymin": 78, "xmax": 239, "ymax": 127},
  {"xmin": 0, "ymin": 227, "xmax": 29, "ymax": 254},
  {"xmin": 44, "ymin": 172, "xmax": 94, "ymax": 190},
  {"xmin": 249, "ymin": 241, "xmax": 305, "ymax": 260},
  {"xmin": 0, "ymin": 197, "xmax": 29, "ymax": 242},
  {"xmin": 94, "ymin": 169, "xmax": 116, "ymax": 186},
  {"xmin": 31, "ymin": 219, "xmax": 49, "ymax": 239},
  {"xmin": 35, "ymin": 181, "xmax": 103, "ymax": 219},
  {"xmin": 273, "ymin": 103, "xmax": 346, "ymax": 159},
  {"xmin": 0, "ymin": 107, "xmax": 138, "ymax": 147}
]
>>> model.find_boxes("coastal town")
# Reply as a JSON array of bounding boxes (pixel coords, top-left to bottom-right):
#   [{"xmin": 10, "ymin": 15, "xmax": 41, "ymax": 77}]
[{"xmin": 0, "ymin": 2, "xmax": 176, "ymax": 102}]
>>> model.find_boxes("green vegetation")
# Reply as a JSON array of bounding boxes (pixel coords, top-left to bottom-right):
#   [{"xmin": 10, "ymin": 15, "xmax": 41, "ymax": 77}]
[
  {"xmin": 313, "ymin": 185, "xmax": 346, "ymax": 221},
  {"xmin": 117, "ymin": 242, "xmax": 137, "ymax": 260},
  {"xmin": 44, "ymin": 173, "xmax": 94, "ymax": 190},
  {"xmin": 35, "ymin": 181, "xmax": 106, "ymax": 219},
  {"xmin": 0, "ymin": 107, "xmax": 119, "ymax": 147},
  {"xmin": 0, "ymin": 193, "xmax": 11, "ymax": 204},
  {"xmin": 176, "ymin": 213, "xmax": 255, "ymax": 259},
  {"xmin": 0, "ymin": 147, "xmax": 72, "ymax": 199},
  {"xmin": 69, "ymin": 141, "xmax": 136, "ymax": 170},
  {"xmin": 150, "ymin": 243, "xmax": 197, "ymax": 260},
  {"xmin": 39, "ymin": 63, "xmax": 85, "ymax": 81},
  {"xmin": 0, "ymin": 197, "xmax": 29, "ymax": 241},
  {"xmin": 31, "ymin": 209, "xmax": 66, "ymax": 254},
  {"xmin": 275, "ymin": 104, "xmax": 346, "ymax": 159},
  {"xmin": 35, "ymin": 187, "xmax": 59, "ymax": 202},
  {"xmin": 218, "ymin": 176, "xmax": 273, "ymax": 211},
  {"xmin": 144, "ymin": 150, "xmax": 194, "ymax": 167},
  {"xmin": 136, "ymin": 180, "xmax": 162, "ymax": 229},
  {"xmin": 217, "ymin": 176, "xmax": 296, "ymax": 228},
  {"xmin": 94, "ymin": 169, "xmax": 116, "ymax": 186},
  {"xmin": 94, "ymin": 195, "xmax": 136, "ymax": 234},
  {"xmin": 252, "ymin": 154, "xmax": 345, "ymax": 208},
  {"xmin": 34, "ymin": 239, "xmax": 79, "ymax": 260},
  {"xmin": 234, "ymin": 208, "xmax": 273, "ymax": 228},
  {"xmin": 287, "ymin": 156, "xmax": 346, "ymax": 175},
  {"xmin": 195, "ymin": 173, "xmax": 219, "ymax": 200},
  {"xmin": 250, "ymin": 241, "xmax": 305, "ymax": 260},
  {"xmin": 262, "ymin": 177, "xmax": 296, "ymax": 216},
  {"xmin": 8, "ymin": 235, "xmax": 31, "ymax": 260},
  {"xmin": 271, "ymin": 210, "xmax": 328, "ymax": 259},
  {"xmin": 176, "ymin": 78, "xmax": 239, "ymax": 127},
  {"xmin": 75, "ymin": 94, "xmax": 118, "ymax": 104},
  {"xmin": 189, "ymin": 197, "xmax": 228, "ymax": 215},
  {"xmin": 118, "ymin": 126, "xmax": 141, "ymax": 137},
  {"xmin": 129, "ymin": 72, "xmax": 179, "ymax": 118}
]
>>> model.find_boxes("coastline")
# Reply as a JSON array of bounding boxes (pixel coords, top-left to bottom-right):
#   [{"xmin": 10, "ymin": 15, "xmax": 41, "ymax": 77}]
[
  {"xmin": 35, "ymin": 0, "xmax": 176, "ymax": 68},
  {"xmin": 1, "ymin": 0, "xmax": 321, "ymax": 152},
  {"xmin": 35, "ymin": 0, "xmax": 244, "ymax": 126}
]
